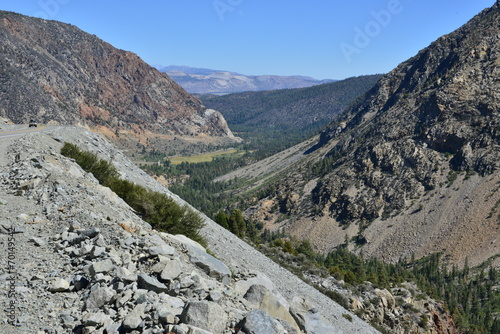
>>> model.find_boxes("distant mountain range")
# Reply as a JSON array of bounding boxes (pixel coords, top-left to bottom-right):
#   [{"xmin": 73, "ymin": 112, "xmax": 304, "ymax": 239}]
[{"xmin": 156, "ymin": 65, "xmax": 335, "ymax": 95}]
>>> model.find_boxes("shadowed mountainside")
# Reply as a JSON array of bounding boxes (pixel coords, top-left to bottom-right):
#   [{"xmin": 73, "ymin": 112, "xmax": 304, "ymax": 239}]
[{"xmin": 200, "ymin": 75, "xmax": 382, "ymax": 137}]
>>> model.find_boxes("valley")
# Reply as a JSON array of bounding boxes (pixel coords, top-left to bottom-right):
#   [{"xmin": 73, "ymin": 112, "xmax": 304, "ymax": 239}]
[{"xmin": 0, "ymin": 1, "xmax": 499, "ymax": 333}]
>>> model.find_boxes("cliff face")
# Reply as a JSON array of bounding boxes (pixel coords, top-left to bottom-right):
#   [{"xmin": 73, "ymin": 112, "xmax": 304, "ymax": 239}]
[
  {"xmin": 243, "ymin": 2, "xmax": 500, "ymax": 267},
  {"xmin": 0, "ymin": 11, "xmax": 238, "ymax": 151}
]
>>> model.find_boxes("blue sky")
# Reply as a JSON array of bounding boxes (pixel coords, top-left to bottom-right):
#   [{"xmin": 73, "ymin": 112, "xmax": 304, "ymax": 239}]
[{"xmin": 1, "ymin": 0, "xmax": 495, "ymax": 79}]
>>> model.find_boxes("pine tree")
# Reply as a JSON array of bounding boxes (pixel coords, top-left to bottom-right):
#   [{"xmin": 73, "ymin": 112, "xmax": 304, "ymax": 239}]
[
  {"xmin": 214, "ymin": 211, "xmax": 229, "ymax": 229},
  {"xmin": 229, "ymin": 209, "xmax": 246, "ymax": 238}
]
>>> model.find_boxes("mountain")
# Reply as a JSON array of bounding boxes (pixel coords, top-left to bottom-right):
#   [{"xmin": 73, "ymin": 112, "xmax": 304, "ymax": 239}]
[
  {"xmin": 198, "ymin": 75, "xmax": 382, "ymax": 159},
  {"xmin": 156, "ymin": 65, "xmax": 223, "ymax": 76},
  {"xmin": 158, "ymin": 65, "xmax": 335, "ymax": 95},
  {"xmin": 0, "ymin": 11, "xmax": 239, "ymax": 154},
  {"xmin": 199, "ymin": 75, "xmax": 382, "ymax": 154},
  {"xmin": 231, "ymin": 2, "xmax": 500, "ymax": 268}
]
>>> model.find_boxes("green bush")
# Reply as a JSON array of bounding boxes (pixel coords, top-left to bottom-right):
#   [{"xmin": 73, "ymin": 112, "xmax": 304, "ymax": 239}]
[
  {"xmin": 61, "ymin": 142, "xmax": 205, "ymax": 244},
  {"xmin": 342, "ymin": 313, "xmax": 353, "ymax": 322},
  {"xmin": 61, "ymin": 142, "xmax": 118, "ymax": 186}
]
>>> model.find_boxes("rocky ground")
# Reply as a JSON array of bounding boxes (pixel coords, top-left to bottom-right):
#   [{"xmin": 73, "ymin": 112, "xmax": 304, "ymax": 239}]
[{"xmin": 0, "ymin": 126, "xmax": 379, "ymax": 333}]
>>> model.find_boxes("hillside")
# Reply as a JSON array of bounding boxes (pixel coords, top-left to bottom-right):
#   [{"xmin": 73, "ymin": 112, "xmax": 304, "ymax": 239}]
[
  {"xmin": 229, "ymin": 2, "xmax": 500, "ymax": 268},
  {"xmin": 160, "ymin": 65, "xmax": 335, "ymax": 95},
  {"xmin": 201, "ymin": 75, "xmax": 381, "ymax": 130},
  {"xmin": 0, "ymin": 124, "xmax": 381, "ymax": 334},
  {"xmin": 200, "ymin": 75, "xmax": 382, "ymax": 156},
  {"xmin": 0, "ymin": 11, "xmax": 239, "ymax": 155}
]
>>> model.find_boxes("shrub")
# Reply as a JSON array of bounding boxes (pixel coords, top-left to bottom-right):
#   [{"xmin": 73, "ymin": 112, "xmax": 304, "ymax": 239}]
[
  {"xmin": 447, "ymin": 170, "xmax": 458, "ymax": 186},
  {"xmin": 61, "ymin": 142, "xmax": 205, "ymax": 244},
  {"xmin": 342, "ymin": 313, "xmax": 353, "ymax": 322},
  {"xmin": 323, "ymin": 289, "xmax": 349, "ymax": 309},
  {"xmin": 61, "ymin": 142, "xmax": 118, "ymax": 186}
]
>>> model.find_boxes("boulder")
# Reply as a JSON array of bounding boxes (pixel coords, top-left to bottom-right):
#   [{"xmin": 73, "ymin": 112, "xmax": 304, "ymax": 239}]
[
  {"xmin": 29, "ymin": 237, "xmax": 46, "ymax": 247},
  {"xmin": 148, "ymin": 234, "xmax": 177, "ymax": 255},
  {"xmin": 234, "ymin": 272, "xmax": 289, "ymax": 309},
  {"xmin": 149, "ymin": 245, "xmax": 176, "ymax": 257},
  {"xmin": 161, "ymin": 232, "xmax": 206, "ymax": 252},
  {"xmin": 180, "ymin": 300, "xmax": 228, "ymax": 334},
  {"xmin": 85, "ymin": 286, "xmax": 115, "ymax": 310},
  {"xmin": 156, "ymin": 305, "xmax": 176, "ymax": 325},
  {"xmin": 89, "ymin": 259, "xmax": 115, "ymax": 277},
  {"xmin": 82, "ymin": 312, "xmax": 111, "ymax": 327},
  {"xmin": 374, "ymin": 288, "xmax": 396, "ymax": 311},
  {"xmin": 238, "ymin": 310, "xmax": 287, "ymax": 334},
  {"xmin": 137, "ymin": 274, "xmax": 169, "ymax": 293},
  {"xmin": 122, "ymin": 304, "xmax": 146, "ymax": 330},
  {"xmin": 115, "ymin": 266, "xmax": 138, "ymax": 283},
  {"xmin": 243, "ymin": 284, "xmax": 299, "ymax": 331},
  {"xmin": 49, "ymin": 278, "xmax": 70, "ymax": 292},
  {"xmin": 160, "ymin": 259, "xmax": 183, "ymax": 282},
  {"xmin": 187, "ymin": 246, "xmax": 231, "ymax": 285},
  {"xmin": 289, "ymin": 296, "xmax": 339, "ymax": 334}
]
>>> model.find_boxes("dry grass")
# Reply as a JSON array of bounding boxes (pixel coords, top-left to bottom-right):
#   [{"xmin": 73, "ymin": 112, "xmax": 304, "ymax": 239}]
[
  {"xmin": 168, "ymin": 148, "xmax": 241, "ymax": 165},
  {"xmin": 118, "ymin": 222, "xmax": 139, "ymax": 234}
]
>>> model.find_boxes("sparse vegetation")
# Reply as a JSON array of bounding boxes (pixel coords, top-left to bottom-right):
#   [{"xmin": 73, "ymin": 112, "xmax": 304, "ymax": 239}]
[
  {"xmin": 447, "ymin": 170, "xmax": 459, "ymax": 186},
  {"xmin": 239, "ymin": 226, "xmax": 500, "ymax": 333},
  {"xmin": 61, "ymin": 142, "xmax": 206, "ymax": 245},
  {"xmin": 342, "ymin": 313, "xmax": 353, "ymax": 322}
]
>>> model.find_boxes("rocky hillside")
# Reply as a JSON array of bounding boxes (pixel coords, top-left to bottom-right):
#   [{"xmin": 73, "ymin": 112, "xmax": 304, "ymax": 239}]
[
  {"xmin": 160, "ymin": 65, "xmax": 334, "ymax": 95},
  {"xmin": 236, "ymin": 2, "xmax": 500, "ymax": 268},
  {"xmin": 0, "ymin": 11, "xmax": 239, "ymax": 154},
  {"xmin": 0, "ymin": 125, "xmax": 381, "ymax": 334}
]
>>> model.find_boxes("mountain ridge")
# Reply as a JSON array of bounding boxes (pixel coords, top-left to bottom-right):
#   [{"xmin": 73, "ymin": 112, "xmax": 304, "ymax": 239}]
[
  {"xmin": 201, "ymin": 75, "xmax": 382, "ymax": 130},
  {"xmin": 159, "ymin": 65, "xmax": 335, "ymax": 95}
]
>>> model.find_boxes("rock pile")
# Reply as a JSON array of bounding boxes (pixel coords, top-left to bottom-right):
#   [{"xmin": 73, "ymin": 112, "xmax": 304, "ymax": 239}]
[{"xmin": 0, "ymin": 128, "xmax": 379, "ymax": 333}]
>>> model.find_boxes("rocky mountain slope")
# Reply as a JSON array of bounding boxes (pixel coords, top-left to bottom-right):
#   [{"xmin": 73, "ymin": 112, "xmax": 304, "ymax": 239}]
[
  {"xmin": 159, "ymin": 65, "xmax": 334, "ymax": 95},
  {"xmin": 0, "ymin": 11, "xmax": 239, "ymax": 154},
  {"xmin": 0, "ymin": 125, "xmax": 381, "ymax": 334},
  {"xmin": 234, "ymin": 2, "xmax": 500, "ymax": 268}
]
